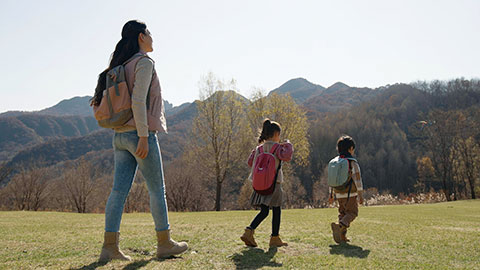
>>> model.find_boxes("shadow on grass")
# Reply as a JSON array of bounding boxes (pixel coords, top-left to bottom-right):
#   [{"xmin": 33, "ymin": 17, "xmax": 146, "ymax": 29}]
[
  {"xmin": 231, "ymin": 247, "xmax": 282, "ymax": 270},
  {"xmin": 69, "ymin": 259, "xmax": 152, "ymax": 270},
  {"xmin": 70, "ymin": 260, "xmax": 152, "ymax": 270},
  {"xmin": 70, "ymin": 249, "xmax": 186, "ymax": 270},
  {"xmin": 329, "ymin": 243, "xmax": 370, "ymax": 258},
  {"xmin": 122, "ymin": 259, "xmax": 152, "ymax": 270},
  {"xmin": 69, "ymin": 261, "xmax": 108, "ymax": 270}
]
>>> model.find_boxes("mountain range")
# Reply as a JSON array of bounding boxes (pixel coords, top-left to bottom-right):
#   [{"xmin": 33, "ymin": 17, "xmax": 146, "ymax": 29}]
[{"xmin": 0, "ymin": 78, "xmax": 384, "ymax": 168}]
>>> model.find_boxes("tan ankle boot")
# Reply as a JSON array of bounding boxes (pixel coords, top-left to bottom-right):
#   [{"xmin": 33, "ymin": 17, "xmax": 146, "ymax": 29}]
[
  {"xmin": 99, "ymin": 232, "xmax": 131, "ymax": 262},
  {"xmin": 240, "ymin": 228, "xmax": 257, "ymax": 247},
  {"xmin": 269, "ymin": 235, "xmax": 288, "ymax": 247},
  {"xmin": 156, "ymin": 230, "xmax": 188, "ymax": 258},
  {"xmin": 331, "ymin": 223, "xmax": 342, "ymax": 244}
]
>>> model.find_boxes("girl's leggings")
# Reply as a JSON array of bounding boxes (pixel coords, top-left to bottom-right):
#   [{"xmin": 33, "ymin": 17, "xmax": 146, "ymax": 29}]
[{"xmin": 248, "ymin": 204, "xmax": 281, "ymax": 236}]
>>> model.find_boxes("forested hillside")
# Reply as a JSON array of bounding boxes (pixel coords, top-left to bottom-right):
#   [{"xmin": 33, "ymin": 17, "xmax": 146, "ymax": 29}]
[
  {"xmin": 1, "ymin": 77, "xmax": 479, "ymax": 212},
  {"xmin": 0, "ymin": 114, "xmax": 100, "ymax": 161}
]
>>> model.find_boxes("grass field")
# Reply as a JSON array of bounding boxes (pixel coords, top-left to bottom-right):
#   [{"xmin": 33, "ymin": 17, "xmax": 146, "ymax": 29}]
[{"xmin": 0, "ymin": 200, "xmax": 479, "ymax": 270}]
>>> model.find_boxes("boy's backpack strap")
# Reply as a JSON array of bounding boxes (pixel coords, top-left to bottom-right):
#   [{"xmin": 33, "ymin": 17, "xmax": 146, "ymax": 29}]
[{"xmin": 348, "ymin": 159, "xmax": 353, "ymax": 179}]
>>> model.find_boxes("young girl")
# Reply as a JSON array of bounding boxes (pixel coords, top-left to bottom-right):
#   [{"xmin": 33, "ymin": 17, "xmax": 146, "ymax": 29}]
[
  {"xmin": 92, "ymin": 20, "xmax": 187, "ymax": 261},
  {"xmin": 241, "ymin": 119, "xmax": 293, "ymax": 248}
]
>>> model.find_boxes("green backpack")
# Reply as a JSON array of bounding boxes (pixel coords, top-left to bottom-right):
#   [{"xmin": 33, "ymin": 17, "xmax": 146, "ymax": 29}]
[{"xmin": 327, "ymin": 156, "xmax": 357, "ymax": 199}]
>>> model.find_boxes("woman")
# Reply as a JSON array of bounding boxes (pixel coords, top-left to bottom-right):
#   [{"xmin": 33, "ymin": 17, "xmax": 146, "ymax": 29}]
[{"xmin": 92, "ymin": 20, "xmax": 188, "ymax": 262}]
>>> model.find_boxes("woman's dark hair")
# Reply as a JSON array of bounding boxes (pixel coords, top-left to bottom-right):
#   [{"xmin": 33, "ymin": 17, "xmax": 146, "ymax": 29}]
[
  {"xmin": 258, "ymin": 119, "xmax": 281, "ymax": 143},
  {"xmin": 337, "ymin": 135, "xmax": 356, "ymax": 154},
  {"xmin": 91, "ymin": 20, "xmax": 147, "ymax": 106}
]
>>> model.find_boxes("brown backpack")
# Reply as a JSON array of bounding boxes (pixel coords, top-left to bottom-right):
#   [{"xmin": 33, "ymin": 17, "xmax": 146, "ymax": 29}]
[{"xmin": 92, "ymin": 55, "xmax": 148, "ymax": 129}]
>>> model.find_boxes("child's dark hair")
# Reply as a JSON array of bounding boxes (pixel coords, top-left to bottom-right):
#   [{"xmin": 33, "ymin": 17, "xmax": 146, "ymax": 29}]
[
  {"xmin": 259, "ymin": 119, "xmax": 281, "ymax": 143},
  {"xmin": 337, "ymin": 135, "xmax": 355, "ymax": 153}
]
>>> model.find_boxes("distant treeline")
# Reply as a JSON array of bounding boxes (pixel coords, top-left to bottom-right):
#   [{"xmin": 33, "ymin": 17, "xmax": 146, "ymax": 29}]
[{"xmin": 0, "ymin": 78, "xmax": 479, "ymax": 212}]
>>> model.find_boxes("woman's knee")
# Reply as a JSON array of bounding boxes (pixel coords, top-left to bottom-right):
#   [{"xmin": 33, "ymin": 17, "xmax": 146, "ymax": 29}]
[{"xmin": 145, "ymin": 179, "xmax": 166, "ymax": 195}]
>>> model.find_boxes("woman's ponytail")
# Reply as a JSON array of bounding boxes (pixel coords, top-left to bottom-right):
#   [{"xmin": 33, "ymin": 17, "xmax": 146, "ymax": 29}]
[{"xmin": 91, "ymin": 20, "xmax": 147, "ymax": 106}]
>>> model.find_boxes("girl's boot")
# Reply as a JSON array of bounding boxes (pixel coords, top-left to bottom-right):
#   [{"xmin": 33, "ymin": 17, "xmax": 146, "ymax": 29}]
[
  {"xmin": 269, "ymin": 235, "xmax": 288, "ymax": 247},
  {"xmin": 240, "ymin": 228, "xmax": 258, "ymax": 247}
]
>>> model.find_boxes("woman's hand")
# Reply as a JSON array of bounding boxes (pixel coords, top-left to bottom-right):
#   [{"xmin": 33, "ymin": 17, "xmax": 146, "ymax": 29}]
[{"xmin": 135, "ymin": 137, "xmax": 149, "ymax": 159}]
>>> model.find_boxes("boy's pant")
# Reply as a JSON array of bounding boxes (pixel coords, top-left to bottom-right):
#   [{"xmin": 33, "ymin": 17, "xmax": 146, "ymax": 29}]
[{"xmin": 337, "ymin": 195, "xmax": 358, "ymax": 227}]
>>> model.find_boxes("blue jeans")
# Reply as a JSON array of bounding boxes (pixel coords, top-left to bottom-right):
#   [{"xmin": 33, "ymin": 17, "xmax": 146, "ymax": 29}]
[{"xmin": 105, "ymin": 130, "xmax": 170, "ymax": 232}]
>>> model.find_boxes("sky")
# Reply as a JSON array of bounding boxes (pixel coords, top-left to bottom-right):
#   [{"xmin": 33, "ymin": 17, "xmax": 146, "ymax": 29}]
[{"xmin": 0, "ymin": 0, "xmax": 479, "ymax": 112}]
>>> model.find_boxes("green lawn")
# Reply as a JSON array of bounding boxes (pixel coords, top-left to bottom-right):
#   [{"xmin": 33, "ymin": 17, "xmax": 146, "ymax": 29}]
[{"xmin": 1, "ymin": 200, "xmax": 479, "ymax": 270}]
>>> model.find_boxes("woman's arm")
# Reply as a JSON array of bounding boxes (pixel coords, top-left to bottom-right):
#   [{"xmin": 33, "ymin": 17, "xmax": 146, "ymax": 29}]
[{"xmin": 131, "ymin": 57, "xmax": 154, "ymax": 138}]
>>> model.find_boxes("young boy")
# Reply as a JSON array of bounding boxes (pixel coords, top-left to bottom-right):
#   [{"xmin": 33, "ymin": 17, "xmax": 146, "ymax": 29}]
[{"xmin": 329, "ymin": 135, "xmax": 364, "ymax": 243}]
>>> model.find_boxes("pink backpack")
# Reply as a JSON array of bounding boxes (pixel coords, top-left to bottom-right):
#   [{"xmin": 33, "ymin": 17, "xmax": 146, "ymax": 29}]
[
  {"xmin": 252, "ymin": 144, "xmax": 282, "ymax": 195},
  {"xmin": 92, "ymin": 55, "xmax": 149, "ymax": 129}
]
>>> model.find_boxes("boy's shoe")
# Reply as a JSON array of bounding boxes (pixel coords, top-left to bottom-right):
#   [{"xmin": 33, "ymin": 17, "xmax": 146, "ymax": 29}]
[
  {"xmin": 241, "ymin": 228, "xmax": 258, "ymax": 247},
  {"xmin": 269, "ymin": 236, "xmax": 288, "ymax": 247},
  {"xmin": 340, "ymin": 226, "xmax": 350, "ymax": 242},
  {"xmin": 331, "ymin": 223, "xmax": 342, "ymax": 244}
]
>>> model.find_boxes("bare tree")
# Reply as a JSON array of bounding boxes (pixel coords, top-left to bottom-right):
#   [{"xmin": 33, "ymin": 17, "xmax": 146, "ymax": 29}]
[
  {"xmin": 420, "ymin": 109, "xmax": 480, "ymax": 200},
  {"xmin": 421, "ymin": 110, "xmax": 460, "ymax": 200},
  {"xmin": 124, "ymin": 175, "xmax": 149, "ymax": 213},
  {"xmin": 5, "ymin": 166, "xmax": 50, "ymax": 211},
  {"xmin": 453, "ymin": 136, "xmax": 479, "ymax": 199},
  {"xmin": 415, "ymin": 156, "xmax": 436, "ymax": 193},
  {"xmin": 0, "ymin": 162, "xmax": 12, "ymax": 186},
  {"xmin": 63, "ymin": 158, "xmax": 97, "ymax": 213},
  {"xmin": 164, "ymin": 159, "xmax": 208, "ymax": 211}
]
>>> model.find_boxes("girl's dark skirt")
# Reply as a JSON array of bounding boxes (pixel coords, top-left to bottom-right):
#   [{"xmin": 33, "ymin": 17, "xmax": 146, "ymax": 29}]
[{"xmin": 250, "ymin": 182, "xmax": 284, "ymax": 208}]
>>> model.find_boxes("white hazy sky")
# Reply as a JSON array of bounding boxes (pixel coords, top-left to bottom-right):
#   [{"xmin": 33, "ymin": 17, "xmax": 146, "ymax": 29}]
[{"xmin": 0, "ymin": 0, "xmax": 479, "ymax": 112}]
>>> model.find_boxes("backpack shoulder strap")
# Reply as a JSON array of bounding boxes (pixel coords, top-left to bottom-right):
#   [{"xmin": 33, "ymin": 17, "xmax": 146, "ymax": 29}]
[
  {"xmin": 269, "ymin": 143, "xmax": 280, "ymax": 154},
  {"xmin": 347, "ymin": 159, "xmax": 353, "ymax": 178},
  {"xmin": 122, "ymin": 53, "xmax": 144, "ymax": 66},
  {"xmin": 123, "ymin": 54, "xmax": 155, "ymax": 107}
]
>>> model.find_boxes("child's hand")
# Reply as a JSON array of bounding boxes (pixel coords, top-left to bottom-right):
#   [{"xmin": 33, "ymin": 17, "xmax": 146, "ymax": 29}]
[{"xmin": 358, "ymin": 191, "xmax": 364, "ymax": 205}]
